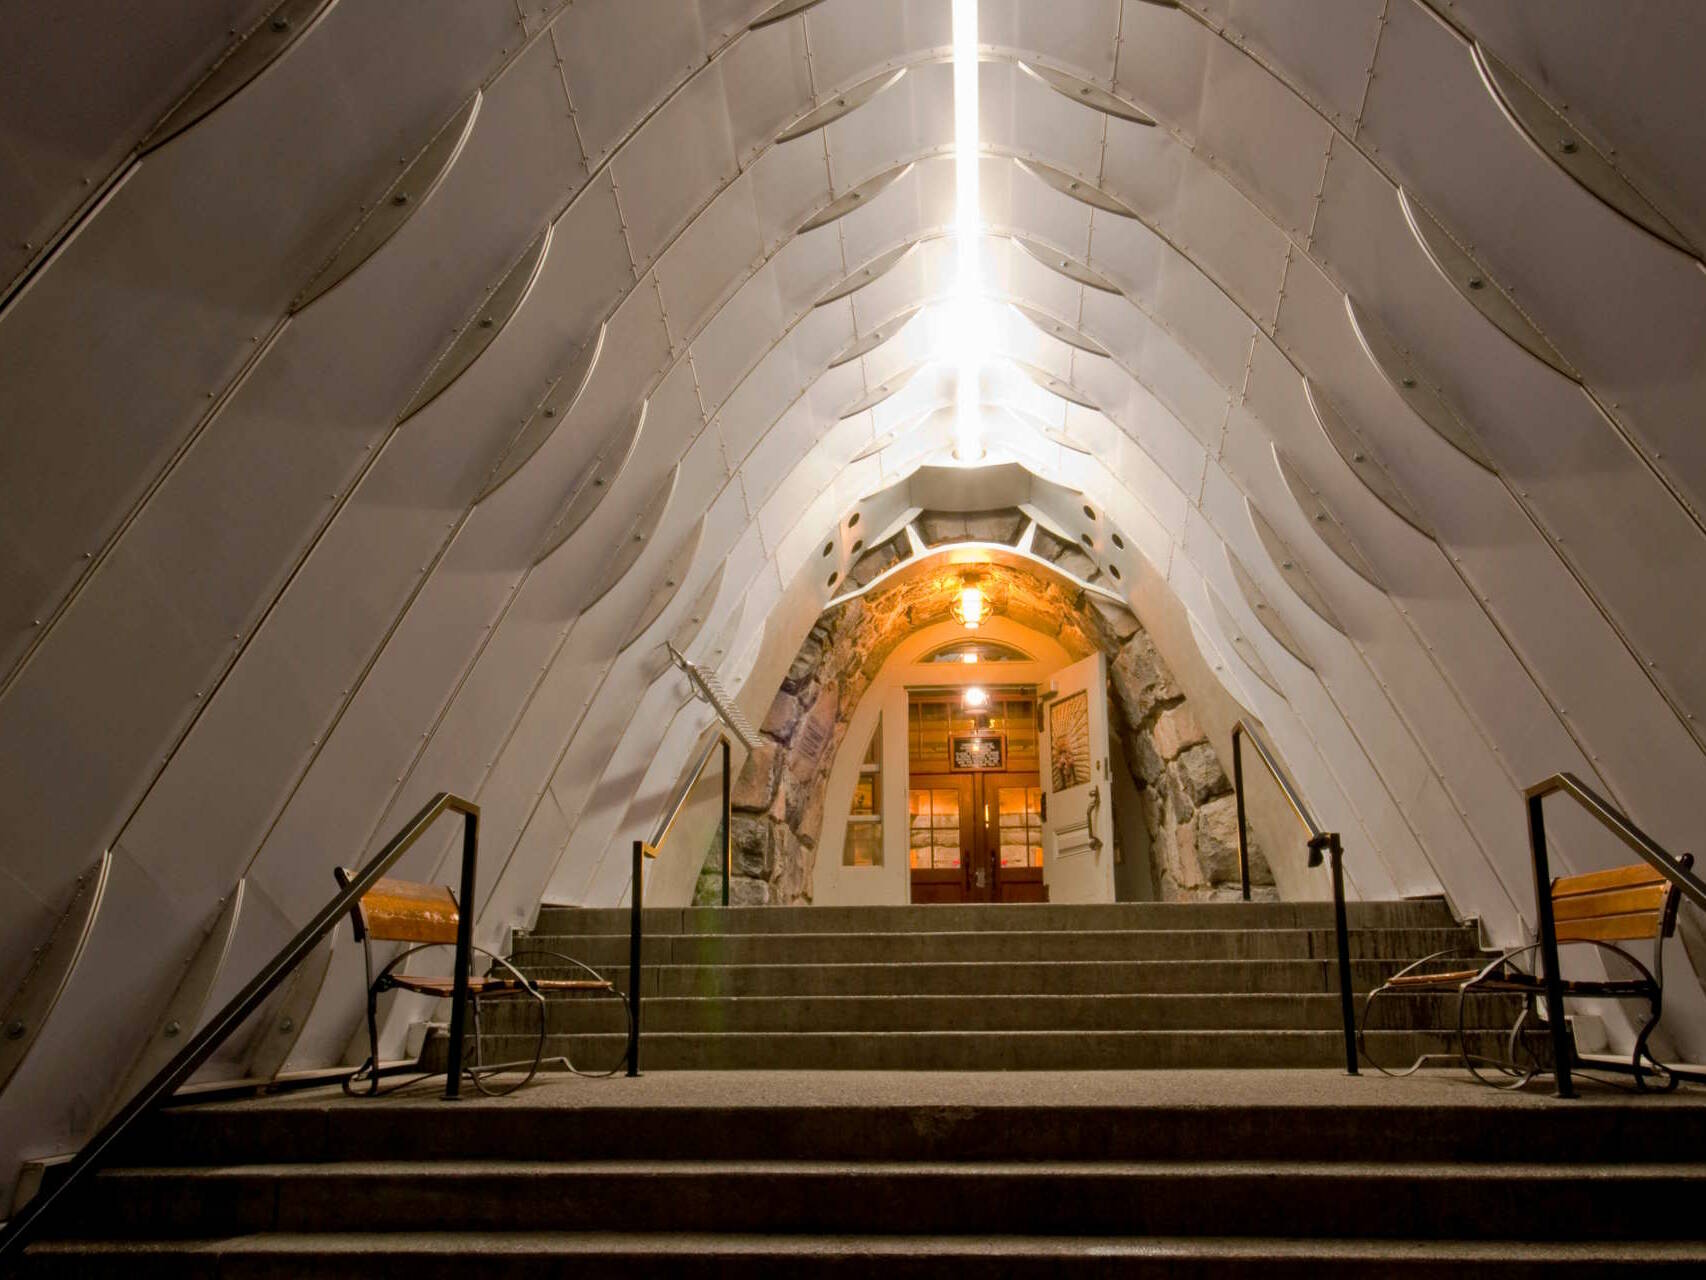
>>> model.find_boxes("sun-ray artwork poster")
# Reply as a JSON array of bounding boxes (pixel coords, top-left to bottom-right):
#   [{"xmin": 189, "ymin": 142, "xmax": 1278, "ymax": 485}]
[{"xmin": 1049, "ymin": 691, "xmax": 1091, "ymax": 791}]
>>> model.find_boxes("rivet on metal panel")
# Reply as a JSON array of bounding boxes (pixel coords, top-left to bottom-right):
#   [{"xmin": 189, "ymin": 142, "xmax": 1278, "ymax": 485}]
[
  {"xmin": 163, "ymin": 1020, "xmax": 181, "ymax": 1037},
  {"xmin": 5, "ymin": 1021, "xmax": 24, "ymax": 1040},
  {"xmin": 278, "ymin": 1017, "xmax": 294, "ymax": 1034}
]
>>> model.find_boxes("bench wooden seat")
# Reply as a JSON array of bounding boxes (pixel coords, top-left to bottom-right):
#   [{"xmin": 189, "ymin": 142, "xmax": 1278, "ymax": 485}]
[
  {"xmin": 337, "ymin": 870, "xmax": 623, "ymax": 1096},
  {"xmin": 1359, "ymin": 859, "xmax": 1689, "ymax": 1090}
]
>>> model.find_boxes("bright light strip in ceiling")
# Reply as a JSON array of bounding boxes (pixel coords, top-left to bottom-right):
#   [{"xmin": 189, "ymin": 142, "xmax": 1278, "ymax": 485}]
[{"xmin": 950, "ymin": 0, "xmax": 983, "ymax": 463}]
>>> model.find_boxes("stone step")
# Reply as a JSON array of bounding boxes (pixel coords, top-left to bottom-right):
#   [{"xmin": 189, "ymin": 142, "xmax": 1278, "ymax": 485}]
[
  {"xmin": 532, "ymin": 899, "xmax": 1463, "ymax": 937},
  {"xmin": 441, "ymin": 1028, "xmax": 1512, "ymax": 1072},
  {"xmin": 474, "ymin": 992, "xmax": 1522, "ymax": 1036},
  {"xmin": 57, "ymin": 1159, "xmax": 1704, "ymax": 1242},
  {"xmin": 29, "ymin": 1232, "xmax": 1706, "ymax": 1279},
  {"xmin": 120, "ymin": 1092, "xmax": 1706, "ymax": 1167},
  {"xmin": 599, "ymin": 958, "xmax": 1429, "ymax": 998},
  {"xmin": 514, "ymin": 926, "xmax": 1478, "ymax": 967}
]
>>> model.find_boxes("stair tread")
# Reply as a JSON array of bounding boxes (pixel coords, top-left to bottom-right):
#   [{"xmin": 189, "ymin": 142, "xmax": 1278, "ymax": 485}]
[
  {"xmin": 30, "ymin": 1231, "xmax": 1706, "ymax": 1259},
  {"xmin": 100, "ymin": 1158, "xmax": 1706, "ymax": 1177},
  {"xmin": 525, "ymin": 935, "xmax": 1473, "ymax": 942}
]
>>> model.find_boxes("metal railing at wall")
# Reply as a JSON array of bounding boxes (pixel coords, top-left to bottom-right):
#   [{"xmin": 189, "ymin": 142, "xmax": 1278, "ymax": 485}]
[
  {"xmin": 0, "ymin": 791, "xmax": 482, "ymax": 1261},
  {"xmin": 1524, "ymin": 772, "xmax": 1706, "ymax": 1098},
  {"xmin": 1230, "ymin": 719, "xmax": 1358, "ymax": 1076},
  {"xmin": 627, "ymin": 733, "xmax": 735, "ymax": 1077}
]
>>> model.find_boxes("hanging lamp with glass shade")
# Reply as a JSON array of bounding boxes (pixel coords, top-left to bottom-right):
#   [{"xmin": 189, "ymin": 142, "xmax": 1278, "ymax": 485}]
[{"xmin": 954, "ymin": 573, "xmax": 987, "ymax": 630}]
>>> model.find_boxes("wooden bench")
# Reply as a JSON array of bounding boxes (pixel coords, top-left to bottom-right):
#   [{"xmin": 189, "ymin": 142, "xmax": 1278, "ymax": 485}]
[
  {"xmin": 336, "ymin": 870, "xmax": 623, "ymax": 1095},
  {"xmin": 1360, "ymin": 859, "xmax": 1691, "ymax": 1090}
]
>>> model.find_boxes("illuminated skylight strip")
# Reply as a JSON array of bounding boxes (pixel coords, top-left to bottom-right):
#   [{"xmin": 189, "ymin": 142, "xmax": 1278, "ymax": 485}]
[{"xmin": 951, "ymin": 0, "xmax": 983, "ymax": 463}]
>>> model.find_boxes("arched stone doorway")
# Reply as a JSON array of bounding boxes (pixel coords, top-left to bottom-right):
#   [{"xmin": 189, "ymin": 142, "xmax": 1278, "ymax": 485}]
[{"xmin": 697, "ymin": 535, "xmax": 1272, "ymax": 906}]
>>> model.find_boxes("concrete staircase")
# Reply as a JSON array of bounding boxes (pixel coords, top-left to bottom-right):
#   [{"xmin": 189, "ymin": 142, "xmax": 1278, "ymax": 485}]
[
  {"xmin": 474, "ymin": 899, "xmax": 1508, "ymax": 1071},
  {"xmin": 23, "ymin": 1073, "xmax": 1706, "ymax": 1275}
]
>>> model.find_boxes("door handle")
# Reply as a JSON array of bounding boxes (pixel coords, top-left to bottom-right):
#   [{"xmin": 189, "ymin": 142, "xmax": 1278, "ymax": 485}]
[{"xmin": 1053, "ymin": 786, "xmax": 1103, "ymax": 856}]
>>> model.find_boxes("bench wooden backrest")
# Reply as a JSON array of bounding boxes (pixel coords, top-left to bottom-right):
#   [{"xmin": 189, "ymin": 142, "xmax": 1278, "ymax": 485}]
[
  {"xmin": 1551, "ymin": 863, "xmax": 1678, "ymax": 944},
  {"xmin": 336, "ymin": 870, "xmax": 460, "ymax": 945}
]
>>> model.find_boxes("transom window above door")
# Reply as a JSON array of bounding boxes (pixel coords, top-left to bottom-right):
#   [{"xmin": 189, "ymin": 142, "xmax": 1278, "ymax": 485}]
[{"xmin": 921, "ymin": 639, "xmax": 1033, "ymax": 664}]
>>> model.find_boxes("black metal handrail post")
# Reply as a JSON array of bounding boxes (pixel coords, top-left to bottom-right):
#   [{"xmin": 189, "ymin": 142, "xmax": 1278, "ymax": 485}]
[
  {"xmin": 1232, "ymin": 729, "xmax": 1251, "ymax": 901},
  {"xmin": 1522, "ymin": 772, "xmax": 1706, "ymax": 1100},
  {"xmin": 722, "ymin": 735, "xmax": 732, "ymax": 907},
  {"xmin": 628, "ymin": 838, "xmax": 645, "ymax": 1077},
  {"xmin": 1525, "ymin": 793, "xmax": 1575, "ymax": 1098},
  {"xmin": 443, "ymin": 804, "xmax": 480, "ymax": 1101},
  {"xmin": 1313, "ymin": 831, "xmax": 1357, "ymax": 1076},
  {"xmin": 1230, "ymin": 719, "xmax": 1357, "ymax": 1075},
  {"xmin": 0, "ymin": 791, "xmax": 479, "ymax": 1261}
]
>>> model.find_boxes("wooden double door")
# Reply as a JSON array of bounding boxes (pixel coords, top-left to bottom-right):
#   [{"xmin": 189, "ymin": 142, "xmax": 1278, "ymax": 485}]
[{"xmin": 908, "ymin": 771, "xmax": 1047, "ymax": 904}]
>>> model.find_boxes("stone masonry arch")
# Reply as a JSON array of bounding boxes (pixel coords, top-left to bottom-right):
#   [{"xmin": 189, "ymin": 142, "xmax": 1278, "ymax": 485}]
[{"xmin": 698, "ymin": 524, "xmax": 1273, "ymax": 905}]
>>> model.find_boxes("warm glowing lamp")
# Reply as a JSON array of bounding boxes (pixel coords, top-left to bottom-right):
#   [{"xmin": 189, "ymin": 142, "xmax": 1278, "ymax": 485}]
[
  {"xmin": 963, "ymin": 686, "xmax": 989, "ymax": 709},
  {"xmin": 955, "ymin": 582, "xmax": 986, "ymax": 630}
]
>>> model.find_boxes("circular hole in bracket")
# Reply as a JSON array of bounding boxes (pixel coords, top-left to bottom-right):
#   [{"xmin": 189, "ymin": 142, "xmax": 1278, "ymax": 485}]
[
  {"xmin": 847, "ymin": 512, "xmax": 861, "ymax": 528},
  {"xmin": 1080, "ymin": 533, "xmax": 1094, "ymax": 547},
  {"xmin": 1108, "ymin": 564, "xmax": 1122, "ymax": 581},
  {"xmin": 826, "ymin": 572, "xmax": 839, "ymax": 588},
  {"xmin": 1081, "ymin": 504, "xmax": 1096, "ymax": 520},
  {"xmin": 851, "ymin": 539, "xmax": 864, "ymax": 554},
  {"xmin": 822, "ymin": 542, "xmax": 834, "ymax": 557}
]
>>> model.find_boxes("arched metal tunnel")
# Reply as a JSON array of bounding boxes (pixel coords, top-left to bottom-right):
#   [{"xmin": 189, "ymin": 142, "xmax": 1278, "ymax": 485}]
[{"xmin": 3, "ymin": 0, "xmax": 1705, "ymax": 1204}]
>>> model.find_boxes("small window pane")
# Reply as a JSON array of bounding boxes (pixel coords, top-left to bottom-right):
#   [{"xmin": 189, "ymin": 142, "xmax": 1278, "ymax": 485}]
[{"xmin": 843, "ymin": 718, "xmax": 882, "ymax": 867}]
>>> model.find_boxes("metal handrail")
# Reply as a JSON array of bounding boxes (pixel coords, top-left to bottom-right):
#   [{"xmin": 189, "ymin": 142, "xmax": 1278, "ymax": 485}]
[
  {"xmin": 1524, "ymin": 771, "xmax": 1702, "ymax": 1098},
  {"xmin": 1232, "ymin": 718, "xmax": 1322, "ymax": 854},
  {"xmin": 0, "ymin": 791, "xmax": 480, "ymax": 1259},
  {"xmin": 666, "ymin": 643, "xmax": 758, "ymax": 751},
  {"xmin": 1527, "ymin": 773, "xmax": 1706, "ymax": 912},
  {"xmin": 628, "ymin": 733, "xmax": 736, "ymax": 1077},
  {"xmin": 1229, "ymin": 719, "xmax": 1357, "ymax": 1075},
  {"xmin": 646, "ymin": 733, "xmax": 733, "ymax": 866}
]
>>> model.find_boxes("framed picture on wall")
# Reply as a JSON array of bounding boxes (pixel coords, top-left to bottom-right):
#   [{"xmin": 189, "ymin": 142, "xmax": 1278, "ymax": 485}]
[
  {"xmin": 1049, "ymin": 691, "xmax": 1091, "ymax": 790},
  {"xmin": 951, "ymin": 733, "xmax": 1005, "ymax": 771}
]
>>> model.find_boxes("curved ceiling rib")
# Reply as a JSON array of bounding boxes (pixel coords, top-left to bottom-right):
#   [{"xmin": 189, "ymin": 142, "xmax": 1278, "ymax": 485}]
[
  {"xmin": 293, "ymin": 91, "xmax": 484, "ymax": 313},
  {"xmin": 775, "ymin": 67, "xmax": 908, "ymax": 143},
  {"xmin": 1469, "ymin": 41, "xmax": 1699, "ymax": 262},
  {"xmin": 1272, "ymin": 446, "xmax": 1385, "ymax": 591},
  {"xmin": 477, "ymin": 322, "xmax": 607, "ymax": 502},
  {"xmin": 398, "ymin": 226, "xmax": 553, "ymax": 422},
  {"xmin": 141, "ymin": 0, "xmax": 340, "ymax": 151},
  {"xmin": 1010, "ymin": 234, "xmax": 1121, "ymax": 293}
]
